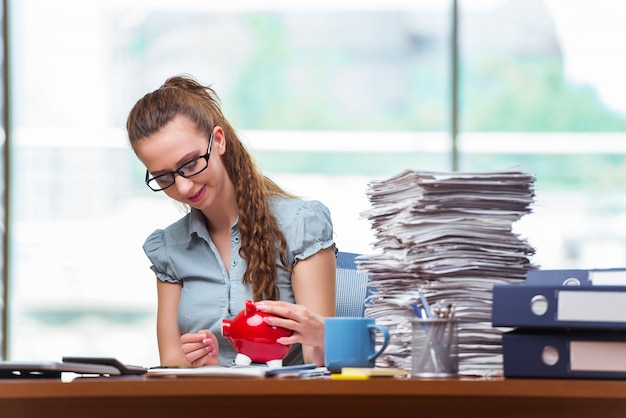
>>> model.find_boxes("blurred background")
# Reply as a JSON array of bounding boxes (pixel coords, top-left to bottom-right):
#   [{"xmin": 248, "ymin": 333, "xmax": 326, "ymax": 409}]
[{"xmin": 1, "ymin": 0, "xmax": 625, "ymax": 367}]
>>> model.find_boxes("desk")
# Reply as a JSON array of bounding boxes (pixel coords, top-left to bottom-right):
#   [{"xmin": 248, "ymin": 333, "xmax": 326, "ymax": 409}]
[{"xmin": 1, "ymin": 376, "xmax": 626, "ymax": 418}]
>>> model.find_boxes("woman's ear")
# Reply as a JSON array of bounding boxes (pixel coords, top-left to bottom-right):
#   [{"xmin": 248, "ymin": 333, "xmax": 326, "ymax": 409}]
[{"xmin": 212, "ymin": 125, "xmax": 227, "ymax": 155}]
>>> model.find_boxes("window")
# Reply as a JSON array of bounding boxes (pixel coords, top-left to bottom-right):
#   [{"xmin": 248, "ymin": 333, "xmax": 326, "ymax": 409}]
[
  {"xmin": 458, "ymin": 0, "xmax": 626, "ymax": 268},
  {"xmin": 3, "ymin": 0, "xmax": 625, "ymax": 366},
  {"xmin": 6, "ymin": 0, "xmax": 450, "ymax": 365}
]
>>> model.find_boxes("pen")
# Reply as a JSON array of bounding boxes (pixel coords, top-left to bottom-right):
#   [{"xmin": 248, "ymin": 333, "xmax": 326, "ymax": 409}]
[
  {"xmin": 411, "ymin": 302, "xmax": 423, "ymax": 318},
  {"xmin": 419, "ymin": 290, "xmax": 433, "ymax": 318},
  {"xmin": 300, "ymin": 370, "xmax": 329, "ymax": 379}
]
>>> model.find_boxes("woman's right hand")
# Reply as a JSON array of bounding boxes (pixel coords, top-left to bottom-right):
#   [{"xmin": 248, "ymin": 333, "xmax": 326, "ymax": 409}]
[{"xmin": 180, "ymin": 330, "xmax": 220, "ymax": 367}]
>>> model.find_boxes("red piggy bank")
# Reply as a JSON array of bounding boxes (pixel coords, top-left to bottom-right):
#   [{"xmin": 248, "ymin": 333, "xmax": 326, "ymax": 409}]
[{"xmin": 222, "ymin": 300, "xmax": 293, "ymax": 367}]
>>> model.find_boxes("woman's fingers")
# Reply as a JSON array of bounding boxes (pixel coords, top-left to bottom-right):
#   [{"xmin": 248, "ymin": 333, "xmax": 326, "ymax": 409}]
[
  {"xmin": 255, "ymin": 300, "xmax": 325, "ymax": 348},
  {"xmin": 255, "ymin": 300, "xmax": 306, "ymax": 321},
  {"xmin": 180, "ymin": 331, "xmax": 218, "ymax": 365}
]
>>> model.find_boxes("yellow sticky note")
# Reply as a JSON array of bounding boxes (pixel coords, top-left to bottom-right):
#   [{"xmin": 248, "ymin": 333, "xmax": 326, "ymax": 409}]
[{"xmin": 331, "ymin": 373, "xmax": 369, "ymax": 380}]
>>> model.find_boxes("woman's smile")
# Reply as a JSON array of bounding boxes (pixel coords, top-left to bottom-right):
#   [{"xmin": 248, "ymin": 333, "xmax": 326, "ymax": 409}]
[{"xmin": 187, "ymin": 184, "xmax": 206, "ymax": 204}]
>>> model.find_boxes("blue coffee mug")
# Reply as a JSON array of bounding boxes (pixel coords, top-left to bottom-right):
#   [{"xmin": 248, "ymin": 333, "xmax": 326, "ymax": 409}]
[{"xmin": 324, "ymin": 317, "xmax": 390, "ymax": 373}]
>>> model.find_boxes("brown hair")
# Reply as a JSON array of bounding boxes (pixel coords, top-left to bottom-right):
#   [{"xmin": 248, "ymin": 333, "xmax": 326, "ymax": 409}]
[{"xmin": 127, "ymin": 75, "xmax": 292, "ymax": 301}]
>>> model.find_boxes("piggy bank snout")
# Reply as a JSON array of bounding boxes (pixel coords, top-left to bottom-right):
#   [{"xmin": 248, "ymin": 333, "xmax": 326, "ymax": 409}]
[{"xmin": 221, "ymin": 319, "xmax": 232, "ymax": 338}]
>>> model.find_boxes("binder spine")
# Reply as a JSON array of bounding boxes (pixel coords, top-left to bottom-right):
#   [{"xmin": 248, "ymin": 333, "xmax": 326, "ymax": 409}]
[
  {"xmin": 502, "ymin": 330, "xmax": 626, "ymax": 379},
  {"xmin": 492, "ymin": 284, "xmax": 626, "ymax": 330}
]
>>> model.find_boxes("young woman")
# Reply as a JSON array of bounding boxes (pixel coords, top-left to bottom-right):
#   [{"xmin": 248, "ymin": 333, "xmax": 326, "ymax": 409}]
[{"xmin": 126, "ymin": 75, "xmax": 337, "ymax": 367}]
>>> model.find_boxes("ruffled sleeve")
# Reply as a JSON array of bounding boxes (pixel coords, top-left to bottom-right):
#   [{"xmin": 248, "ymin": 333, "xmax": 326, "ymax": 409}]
[
  {"xmin": 275, "ymin": 198, "xmax": 335, "ymax": 267},
  {"xmin": 143, "ymin": 229, "xmax": 181, "ymax": 284}
]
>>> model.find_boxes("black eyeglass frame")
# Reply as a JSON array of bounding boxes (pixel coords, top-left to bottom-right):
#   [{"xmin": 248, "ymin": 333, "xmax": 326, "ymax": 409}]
[{"xmin": 144, "ymin": 132, "xmax": 214, "ymax": 192}]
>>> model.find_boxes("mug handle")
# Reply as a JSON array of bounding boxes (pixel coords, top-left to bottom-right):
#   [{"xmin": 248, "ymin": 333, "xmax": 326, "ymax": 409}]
[{"xmin": 367, "ymin": 324, "xmax": 390, "ymax": 362}]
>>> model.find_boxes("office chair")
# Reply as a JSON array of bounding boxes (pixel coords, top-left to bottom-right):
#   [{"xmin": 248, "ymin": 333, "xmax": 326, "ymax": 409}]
[{"xmin": 335, "ymin": 251, "xmax": 370, "ymax": 317}]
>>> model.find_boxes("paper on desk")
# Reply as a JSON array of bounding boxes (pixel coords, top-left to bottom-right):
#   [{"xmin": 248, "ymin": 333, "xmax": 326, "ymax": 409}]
[
  {"xmin": 146, "ymin": 365, "xmax": 266, "ymax": 378},
  {"xmin": 358, "ymin": 166, "xmax": 536, "ymax": 377}
]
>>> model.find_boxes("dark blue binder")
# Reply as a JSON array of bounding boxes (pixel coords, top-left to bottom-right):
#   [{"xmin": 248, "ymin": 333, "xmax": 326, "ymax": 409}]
[
  {"xmin": 526, "ymin": 268, "xmax": 626, "ymax": 287},
  {"xmin": 502, "ymin": 329, "xmax": 626, "ymax": 379},
  {"xmin": 492, "ymin": 284, "xmax": 626, "ymax": 329}
]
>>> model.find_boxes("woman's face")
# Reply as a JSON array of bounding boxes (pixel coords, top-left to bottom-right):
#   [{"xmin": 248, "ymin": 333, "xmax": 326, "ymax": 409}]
[{"xmin": 133, "ymin": 114, "xmax": 228, "ymax": 210}]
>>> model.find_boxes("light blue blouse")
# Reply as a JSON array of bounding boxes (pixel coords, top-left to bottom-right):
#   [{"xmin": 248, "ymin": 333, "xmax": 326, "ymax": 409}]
[{"xmin": 143, "ymin": 196, "xmax": 335, "ymax": 366}]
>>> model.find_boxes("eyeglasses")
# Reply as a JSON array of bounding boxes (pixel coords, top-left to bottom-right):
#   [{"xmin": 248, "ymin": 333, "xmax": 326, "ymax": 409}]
[{"xmin": 145, "ymin": 133, "xmax": 214, "ymax": 192}]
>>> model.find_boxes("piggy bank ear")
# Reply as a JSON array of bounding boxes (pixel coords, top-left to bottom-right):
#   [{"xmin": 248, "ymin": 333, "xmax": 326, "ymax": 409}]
[{"xmin": 244, "ymin": 300, "xmax": 257, "ymax": 316}]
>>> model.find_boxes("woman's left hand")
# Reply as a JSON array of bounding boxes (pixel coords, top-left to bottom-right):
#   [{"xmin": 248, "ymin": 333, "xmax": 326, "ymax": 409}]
[{"xmin": 255, "ymin": 300, "xmax": 325, "ymax": 349}]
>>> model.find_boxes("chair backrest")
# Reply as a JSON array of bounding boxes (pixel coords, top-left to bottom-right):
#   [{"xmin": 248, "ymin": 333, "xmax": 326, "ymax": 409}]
[{"xmin": 335, "ymin": 251, "xmax": 370, "ymax": 317}]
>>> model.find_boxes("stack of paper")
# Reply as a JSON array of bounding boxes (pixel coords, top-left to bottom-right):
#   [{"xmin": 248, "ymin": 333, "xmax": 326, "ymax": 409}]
[{"xmin": 358, "ymin": 167, "xmax": 537, "ymax": 376}]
